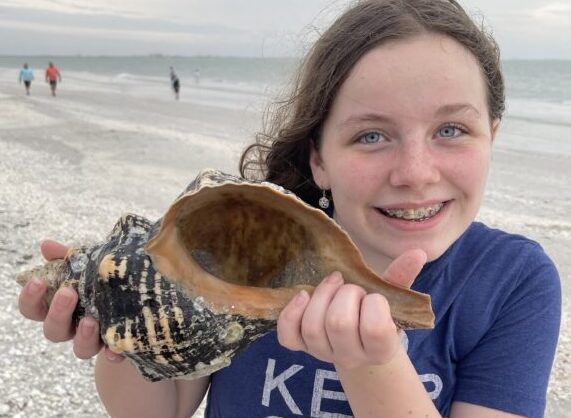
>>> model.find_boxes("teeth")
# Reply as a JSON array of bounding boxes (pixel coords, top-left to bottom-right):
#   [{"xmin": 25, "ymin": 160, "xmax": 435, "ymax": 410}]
[{"xmin": 381, "ymin": 203, "xmax": 444, "ymax": 221}]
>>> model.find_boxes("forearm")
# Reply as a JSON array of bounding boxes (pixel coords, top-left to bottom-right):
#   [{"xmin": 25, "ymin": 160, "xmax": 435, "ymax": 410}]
[
  {"xmin": 95, "ymin": 353, "xmax": 179, "ymax": 418},
  {"xmin": 95, "ymin": 353, "xmax": 209, "ymax": 418},
  {"xmin": 336, "ymin": 346, "xmax": 441, "ymax": 418}
]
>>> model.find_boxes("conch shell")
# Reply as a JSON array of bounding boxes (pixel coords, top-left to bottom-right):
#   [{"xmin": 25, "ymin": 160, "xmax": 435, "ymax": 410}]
[{"xmin": 16, "ymin": 169, "xmax": 434, "ymax": 381}]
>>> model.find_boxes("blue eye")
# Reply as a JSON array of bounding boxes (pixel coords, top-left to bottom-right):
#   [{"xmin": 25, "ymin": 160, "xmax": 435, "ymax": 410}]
[
  {"xmin": 358, "ymin": 131, "xmax": 384, "ymax": 144},
  {"xmin": 438, "ymin": 125, "xmax": 464, "ymax": 139}
]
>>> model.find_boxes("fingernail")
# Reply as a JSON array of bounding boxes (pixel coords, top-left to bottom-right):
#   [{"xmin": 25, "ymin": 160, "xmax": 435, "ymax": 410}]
[
  {"xmin": 80, "ymin": 318, "xmax": 96, "ymax": 338},
  {"xmin": 294, "ymin": 290, "xmax": 309, "ymax": 306},
  {"xmin": 105, "ymin": 351, "xmax": 120, "ymax": 362},
  {"xmin": 325, "ymin": 272, "xmax": 343, "ymax": 285},
  {"xmin": 55, "ymin": 292, "xmax": 73, "ymax": 309},
  {"xmin": 28, "ymin": 278, "xmax": 42, "ymax": 294}
]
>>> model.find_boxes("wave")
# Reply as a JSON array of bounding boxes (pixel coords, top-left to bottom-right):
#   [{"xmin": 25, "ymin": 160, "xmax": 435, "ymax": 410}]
[
  {"xmin": 505, "ymin": 98, "xmax": 571, "ymax": 127},
  {"xmin": 105, "ymin": 71, "xmax": 276, "ymax": 98},
  {"xmin": 113, "ymin": 72, "xmax": 137, "ymax": 81}
]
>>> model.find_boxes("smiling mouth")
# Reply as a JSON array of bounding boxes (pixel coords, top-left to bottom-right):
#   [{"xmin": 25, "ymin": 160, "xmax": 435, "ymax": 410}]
[{"xmin": 378, "ymin": 202, "xmax": 445, "ymax": 222}]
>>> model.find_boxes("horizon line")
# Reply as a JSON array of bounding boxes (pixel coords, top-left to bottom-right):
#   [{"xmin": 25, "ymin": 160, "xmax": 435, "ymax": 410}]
[
  {"xmin": 0, "ymin": 53, "xmax": 300, "ymax": 59},
  {"xmin": 1, "ymin": 54, "xmax": 570, "ymax": 61}
]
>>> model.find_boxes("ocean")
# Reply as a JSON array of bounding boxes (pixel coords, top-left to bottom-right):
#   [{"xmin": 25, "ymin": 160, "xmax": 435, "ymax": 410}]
[
  {"xmin": 2, "ymin": 56, "xmax": 570, "ymax": 98},
  {"xmin": 0, "ymin": 55, "xmax": 297, "ymax": 96},
  {"xmin": 1, "ymin": 56, "xmax": 570, "ymax": 154}
]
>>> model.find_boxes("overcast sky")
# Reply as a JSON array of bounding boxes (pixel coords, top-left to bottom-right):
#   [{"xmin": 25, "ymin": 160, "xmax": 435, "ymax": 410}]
[{"xmin": 0, "ymin": 0, "xmax": 570, "ymax": 59}]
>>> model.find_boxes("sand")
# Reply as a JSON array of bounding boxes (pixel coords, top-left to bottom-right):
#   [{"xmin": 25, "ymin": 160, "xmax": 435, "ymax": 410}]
[{"xmin": 0, "ymin": 68, "xmax": 569, "ymax": 417}]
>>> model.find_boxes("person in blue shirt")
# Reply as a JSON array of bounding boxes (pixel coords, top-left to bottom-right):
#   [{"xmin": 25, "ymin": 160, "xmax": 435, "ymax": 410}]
[
  {"xmin": 18, "ymin": 1, "xmax": 561, "ymax": 417},
  {"xmin": 18, "ymin": 63, "xmax": 34, "ymax": 95}
]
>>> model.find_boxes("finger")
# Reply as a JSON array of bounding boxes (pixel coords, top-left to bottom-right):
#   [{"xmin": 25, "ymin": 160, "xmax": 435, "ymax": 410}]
[
  {"xmin": 325, "ymin": 284, "xmax": 367, "ymax": 369},
  {"xmin": 43, "ymin": 287, "xmax": 78, "ymax": 342},
  {"xmin": 18, "ymin": 278, "xmax": 49, "ymax": 321},
  {"xmin": 382, "ymin": 249, "xmax": 427, "ymax": 288},
  {"xmin": 40, "ymin": 239, "xmax": 68, "ymax": 261},
  {"xmin": 277, "ymin": 290, "xmax": 310, "ymax": 351},
  {"xmin": 73, "ymin": 317, "xmax": 103, "ymax": 359},
  {"xmin": 300, "ymin": 272, "xmax": 344, "ymax": 360},
  {"xmin": 359, "ymin": 293, "xmax": 400, "ymax": 364},
  {"xmin": 103, "ymin": 346, "xmax": 126, "ymax": 363}
]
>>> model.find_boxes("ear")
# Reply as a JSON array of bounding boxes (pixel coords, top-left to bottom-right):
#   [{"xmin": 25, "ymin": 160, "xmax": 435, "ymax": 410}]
[
  {"xmin": 309, "ymin": 144, "xmax": 330, "ymax": 190},
  {"xmin": 490, "ymin": 118, "xmax": 501, "ymax": 143}
]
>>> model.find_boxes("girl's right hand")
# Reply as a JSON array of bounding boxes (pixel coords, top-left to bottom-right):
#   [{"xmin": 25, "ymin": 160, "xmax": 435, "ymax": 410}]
[{"xmin": 18, "ymin": 239, "xmax": 122, "ymax": 362}]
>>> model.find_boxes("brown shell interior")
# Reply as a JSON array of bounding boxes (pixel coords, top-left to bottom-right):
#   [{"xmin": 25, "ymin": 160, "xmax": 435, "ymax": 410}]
[{"xmin": 145, "ymin": 183, "xmax": 434, "ymax": 328}]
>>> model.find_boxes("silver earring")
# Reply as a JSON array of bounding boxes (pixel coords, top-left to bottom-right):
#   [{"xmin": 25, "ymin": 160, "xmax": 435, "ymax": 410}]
[{"xmin": 319, "ymin": 190, "xmax": 330, "ymax": 209}]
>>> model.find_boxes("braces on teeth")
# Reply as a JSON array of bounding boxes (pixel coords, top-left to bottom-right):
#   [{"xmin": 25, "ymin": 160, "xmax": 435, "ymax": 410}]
[{"xmin": 382, "ymin": 203, "xmax": 443, "ymax": 221}]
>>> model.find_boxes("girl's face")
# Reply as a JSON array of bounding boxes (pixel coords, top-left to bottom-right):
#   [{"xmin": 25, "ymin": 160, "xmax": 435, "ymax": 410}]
[{"xmin": 311, "ymin": 33, "xmax": 500, "ymax": 273}]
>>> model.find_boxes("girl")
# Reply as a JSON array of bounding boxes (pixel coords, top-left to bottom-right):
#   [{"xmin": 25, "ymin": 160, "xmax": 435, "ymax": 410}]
[{"xmin": 19, "ymin": 1, "xmax": 560, "ymax": 417}]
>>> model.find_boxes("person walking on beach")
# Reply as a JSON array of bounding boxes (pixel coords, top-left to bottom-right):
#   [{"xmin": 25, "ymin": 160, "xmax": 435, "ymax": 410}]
[
  {"xmin": 45, "ymin": 62, "xmax": 62, "ymax": 97},
  {"xmin": 170, "ymin": 66, "xmax": 180, "ymax": 100},
  {"xmin": 18, "ymin": 63, "xmax": 34, "ymax": 95},
  {"xmin": 18, "ymin": 1, "xmax": 561, "ymax": 418}
]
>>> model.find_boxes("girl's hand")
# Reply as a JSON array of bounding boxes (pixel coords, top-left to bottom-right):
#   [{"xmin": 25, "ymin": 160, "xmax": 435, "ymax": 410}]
[
  {"xmin": 18, "ymin": 239, "xmax": 122, "ymax": 362},
  {"xmin": 277, "ymin": 249, "xmax": 427, "ymax": 369}
]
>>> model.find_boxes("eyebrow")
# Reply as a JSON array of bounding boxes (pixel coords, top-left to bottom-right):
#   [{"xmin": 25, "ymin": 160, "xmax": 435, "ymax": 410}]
[
  {"xmin": 338, "ymin": 103, "xmax": 481, "ymax": 128},
  {"xmin": 338, "ymin": 113, "xmax": 394, "ymax": 128},
  {"xmin": 435, "ymin": 103, "xmax": 481, "ymax": 119}
]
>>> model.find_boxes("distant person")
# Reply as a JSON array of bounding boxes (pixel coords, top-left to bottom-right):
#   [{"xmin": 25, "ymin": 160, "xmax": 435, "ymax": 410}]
[
  {"xmin": 193, "ymin": 68, "xmax": 201, "ymax": 85},
  {"xmin": 18, "ymin": 63, "xmax": 34, "ymax": 95},
  {"xmin": 170, "ymin": 66, "xmax": 180, "ymax": 100},
  {"xmin": 45, "ymin": 62, "xmax": 62, "ymax": 97}
]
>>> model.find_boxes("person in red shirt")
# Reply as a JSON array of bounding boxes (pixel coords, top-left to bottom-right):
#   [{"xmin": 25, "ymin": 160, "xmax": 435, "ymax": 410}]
[{"xmin": 45, "ymin": 62, "xmax": 62, "ymax": 97}]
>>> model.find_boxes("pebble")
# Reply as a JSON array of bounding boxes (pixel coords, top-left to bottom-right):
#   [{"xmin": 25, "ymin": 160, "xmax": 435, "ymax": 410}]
[{"xmin": 0, "ymin": 404, "xmax": 11, "ymax": 415}]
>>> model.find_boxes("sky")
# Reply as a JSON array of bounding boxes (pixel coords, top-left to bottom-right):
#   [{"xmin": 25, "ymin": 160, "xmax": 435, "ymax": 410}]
[{"xmin": 0, "ymin": 0, "xmax": 570, "ymax": 59}]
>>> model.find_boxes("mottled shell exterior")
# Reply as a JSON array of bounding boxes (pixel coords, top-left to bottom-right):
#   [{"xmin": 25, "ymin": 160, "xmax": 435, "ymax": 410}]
[{"xmin": 16, "ymin": 169, "xmax": 434, "ymax": 382}]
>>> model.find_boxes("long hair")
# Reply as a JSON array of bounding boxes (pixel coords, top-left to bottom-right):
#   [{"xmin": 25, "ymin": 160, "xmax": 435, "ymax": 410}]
[{"xmin": 240, "ymin": 0, "xmax": 504, "ymax": 207}]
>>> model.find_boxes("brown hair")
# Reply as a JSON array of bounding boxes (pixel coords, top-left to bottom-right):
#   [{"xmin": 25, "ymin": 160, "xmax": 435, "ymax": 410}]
[{"xmin": 239, "ymin": 0, "xmax": 505, "ymax": 207}]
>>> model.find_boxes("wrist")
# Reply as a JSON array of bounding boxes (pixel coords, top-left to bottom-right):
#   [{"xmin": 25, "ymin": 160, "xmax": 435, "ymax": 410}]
[
  {"xmin": 335, "ymin": 347, "xmax": 441, "ymax": 418},
  {"xmin": 335, "ymin": 341, "xmax": 406, "ymax": 377}
]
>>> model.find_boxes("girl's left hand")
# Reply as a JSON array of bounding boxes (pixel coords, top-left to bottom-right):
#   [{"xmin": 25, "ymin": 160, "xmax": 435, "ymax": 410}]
[{"xmin": 277, "ymin": 249, "xmax": 426, "ymax": 369}]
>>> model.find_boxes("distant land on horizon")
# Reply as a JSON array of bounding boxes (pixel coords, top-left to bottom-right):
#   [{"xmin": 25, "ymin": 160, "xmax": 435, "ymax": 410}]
[
  {"xmin": 0, "ymin": 53, "xmax": 299, "ymax": 59},
  {"xmin": 1, "ymin": 54, "xmax": 570, "ymax": 62}
]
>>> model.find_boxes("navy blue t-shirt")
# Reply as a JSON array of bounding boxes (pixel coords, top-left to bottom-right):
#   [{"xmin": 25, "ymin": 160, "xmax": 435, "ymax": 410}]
[{"xmin": 205, "ymin": 222, "xmax": 561, "ymax": 418}]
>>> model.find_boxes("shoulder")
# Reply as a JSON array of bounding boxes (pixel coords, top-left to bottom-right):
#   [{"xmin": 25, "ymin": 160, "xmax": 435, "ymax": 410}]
[
  {"xmin": 460, "ymin": 222, "xmax": 556, "ymax": 272},
  {"xmin": 463, "ymin": 221, "xmax": 533, "ymax": 247},
  {"xmin": 417, "ymin": 222, "xmax": 559, "ymax": 301},
  {"xmin": 453, "ymin": 222, "xmax": 560, "ymax": 305},
  {"xmin": 443, "ymin": 225, "xmax": 561, "ymax": 418}
]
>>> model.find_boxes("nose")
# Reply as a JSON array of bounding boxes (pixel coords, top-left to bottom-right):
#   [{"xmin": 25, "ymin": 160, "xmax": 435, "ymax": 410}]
[{"xmin": 388, "ymin": 138, "xmax": 440, "ymax": 190}]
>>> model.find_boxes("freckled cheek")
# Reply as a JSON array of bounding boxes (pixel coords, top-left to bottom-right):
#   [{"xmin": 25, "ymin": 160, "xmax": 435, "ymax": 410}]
[
  {"xmin": 447, "ymin": 152, "xmax": 490, "ymax": 199},
  {"xmin": 330, "ymin": 160, "xmax": 383, "ymax": 203}
]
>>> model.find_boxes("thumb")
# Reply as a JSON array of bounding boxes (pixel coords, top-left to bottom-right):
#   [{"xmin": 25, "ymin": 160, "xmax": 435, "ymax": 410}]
[{"xmin": 382, "ymin": 249, "xmax": 427, "ymax": 289}]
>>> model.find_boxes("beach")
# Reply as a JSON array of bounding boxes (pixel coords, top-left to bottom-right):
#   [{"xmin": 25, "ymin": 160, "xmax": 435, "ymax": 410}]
[{"xmin": 0, "ymin": 64, "xmax": 569, "ymax": 417}]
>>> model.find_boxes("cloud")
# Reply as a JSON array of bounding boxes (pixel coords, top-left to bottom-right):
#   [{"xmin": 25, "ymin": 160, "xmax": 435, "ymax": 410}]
[
  {"xmin": 529, "ymin": 2, "xmax": 571, "ymax": 23},
  {"xmin": 532, "ymin": 2, "xmax": 571, "ymax": 15},
  {"xmin": 0, "ymin": 19, "xmax": 208, "ymax": 43},
  {"xmin": 457, "ymin": 0, "xmax": 571, "ymax": 58},
  {"xmin": 0, "ymin": 0, "xmax": 569, "ymax": 58},
  {"xmin": 0, "ymin": 4, "xmax": 301, "ymax": 56},
  {"xmin": 0, "ymin": 0, "xmax": 146, "ymax": 18},
  {"xmin": 0, "ymin": 1, "xmax": 336, "ymax": 56}
]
